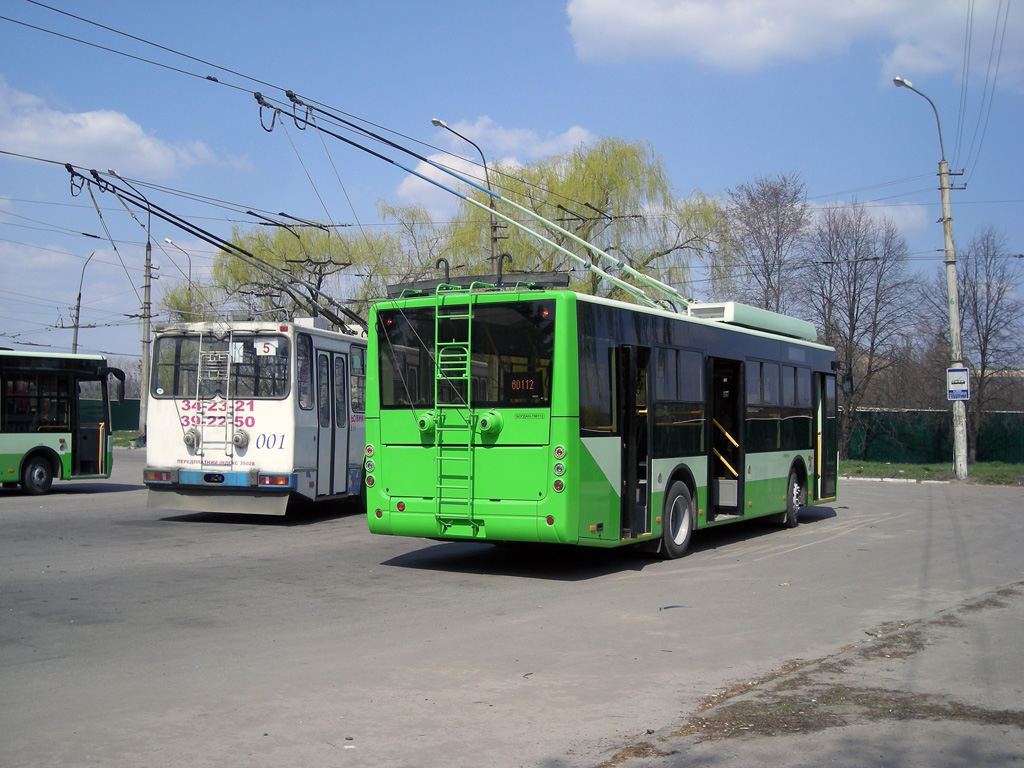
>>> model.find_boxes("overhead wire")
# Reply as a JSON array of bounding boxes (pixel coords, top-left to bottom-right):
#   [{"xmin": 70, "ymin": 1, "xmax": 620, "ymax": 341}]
[
  {"xmin": 962, "ymin": 0, "xmax": 1011, "ymax": 184},
  {"xmin": 4, "ymin": 3, "xmax": 645, "ymax": 222},
  {"xmin": 952, "ymin": 0, "xmax": 975, "ymax": 169}
]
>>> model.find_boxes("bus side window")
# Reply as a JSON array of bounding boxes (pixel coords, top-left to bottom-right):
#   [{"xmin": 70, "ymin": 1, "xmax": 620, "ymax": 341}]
[
  {"xmin": 317, "ymin": 355, "xmax": 331, "ymax": 428},
  {"xmin": 350, "ymin": 346, "xmax": 366, "ymax": 413},
  {"xmin": 297, "ymin": 334, "xmax": 313, "ymax": 410}
]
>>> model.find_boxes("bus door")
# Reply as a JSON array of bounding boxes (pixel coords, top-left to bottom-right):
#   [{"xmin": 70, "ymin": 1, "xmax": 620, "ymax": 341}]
[
  {"xmin": 71, "ymin": 374, "xmax": 107, "ymax": 477},
  {"xmin": 616, "ymin": 345, "xmax": 652, "ymax": 539},
  {"xmin": 708, "ymin": 358, "xmax": 743, "ymax": 519},
  {"xmin": 315, "ymin": 350, "xmax": 350, "ymax": 497},
  {"xmin": 332, "ymin": 353, "xmax": 350, "ymax": 495},
  {"xmin": 814, "ymin": 373, "xmax": 838, "ymax": 500}
]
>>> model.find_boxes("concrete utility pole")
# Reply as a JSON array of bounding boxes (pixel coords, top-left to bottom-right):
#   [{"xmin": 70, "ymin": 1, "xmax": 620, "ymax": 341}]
[
  {"xmin": 109, "ymin": 169, "xmax": 152, "ymax": 443},
  {"xmin": 894, "ymin": 77, "xmax": 968, "ymax": 480}
]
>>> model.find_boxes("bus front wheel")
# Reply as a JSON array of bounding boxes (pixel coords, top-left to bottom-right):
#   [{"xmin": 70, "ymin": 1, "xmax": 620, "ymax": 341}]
[
  {"xmin": 660, "ymin": 482, "xmax": 693, "ymax": 559},
  {"xmin": 21, "ymin": 455, "xmax": 54, "ymax": 495}
]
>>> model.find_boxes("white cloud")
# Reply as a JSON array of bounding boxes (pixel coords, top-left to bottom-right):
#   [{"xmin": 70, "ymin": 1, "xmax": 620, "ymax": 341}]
[
  {"xmin": 872, "ymin": 201, "xmax": 931, "ymax": 234},
  {"xmin": 396, "ymin": 117, "xmax": 597, "ymax": 218},
  {"xmin": 0, "ymin": 78, "xmax": 244, "ymax": 177},
  {"xmin": 567, "ymin": 0, "xmax": 1023, "ymax": 86}
]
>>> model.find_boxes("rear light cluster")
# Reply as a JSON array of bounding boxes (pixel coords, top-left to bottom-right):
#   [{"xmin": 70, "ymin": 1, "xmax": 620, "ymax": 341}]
[
  {"xmin": 259, "ymin": 475, "xmax": 290, "ymax": 486},
  {"xmin": 552, "ymin": 445, "xmax": 566, "ymax": 493},
  {"xmin": 365, "ymin": 445, "xmax": 375, "ymax": 488},
  {"xmin": 144, "ymin": 470, "xmax": 172, "ymax": 483}
]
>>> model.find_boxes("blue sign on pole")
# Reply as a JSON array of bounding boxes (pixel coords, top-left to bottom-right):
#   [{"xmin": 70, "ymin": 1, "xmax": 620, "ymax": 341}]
[{"xmin": 947, "ymin": 367, "xmax": 970, "ymax": 401}]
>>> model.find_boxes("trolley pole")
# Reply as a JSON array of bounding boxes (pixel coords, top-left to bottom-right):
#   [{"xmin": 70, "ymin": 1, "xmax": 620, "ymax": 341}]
[{"xmin": 894, "ymin": 77, "xmax": 967, "ymax": 479}]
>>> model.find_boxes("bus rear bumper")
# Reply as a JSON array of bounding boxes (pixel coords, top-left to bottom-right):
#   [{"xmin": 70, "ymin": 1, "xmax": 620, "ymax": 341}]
[
  {"xmin": 144, "ymin": 467, "xmax": 296, "ymax": 515},
  {"xmin": 146, "ymin": 485, "xmax": 291, "ymax": 516}
]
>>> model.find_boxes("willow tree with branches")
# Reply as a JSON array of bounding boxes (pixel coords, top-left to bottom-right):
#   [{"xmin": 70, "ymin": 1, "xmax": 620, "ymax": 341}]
[{"xmin": 442, "ymin": 137, "xmax": 720, "ymax": 302}]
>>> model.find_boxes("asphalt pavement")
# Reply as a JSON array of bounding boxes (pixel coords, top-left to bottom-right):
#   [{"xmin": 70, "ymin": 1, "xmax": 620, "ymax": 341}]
[
  {"xmin": 2, "ymin": 454, "xmax": 1023, "ymax": 768},
  {"xmin": 602, "ymin": 565, "xmax": 1024, "ymax": 768}
]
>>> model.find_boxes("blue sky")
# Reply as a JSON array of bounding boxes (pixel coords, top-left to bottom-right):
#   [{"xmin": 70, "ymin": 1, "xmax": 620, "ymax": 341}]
[{"xmin": 2, "ymin": 0, "xmax": 1022, "ymax": 358}]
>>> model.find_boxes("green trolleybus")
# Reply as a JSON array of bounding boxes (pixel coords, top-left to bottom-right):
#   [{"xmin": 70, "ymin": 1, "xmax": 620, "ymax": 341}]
[
  {"xmin": 364, "ymin": 279, "xmax": 839, "ymax": 558},
  {"xmin": 1, "ymin": 350, "xmax": 125, "ymax": 494}
]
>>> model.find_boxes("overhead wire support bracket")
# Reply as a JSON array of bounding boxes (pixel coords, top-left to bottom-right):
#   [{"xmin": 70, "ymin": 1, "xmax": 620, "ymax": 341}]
[{"xmin": 65, "ymin": 164, "xmax": 367, "ymax": 332}]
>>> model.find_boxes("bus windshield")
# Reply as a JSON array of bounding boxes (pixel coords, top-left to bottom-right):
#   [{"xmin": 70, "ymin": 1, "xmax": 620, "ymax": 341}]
[
  {"xmin": 376, "ymin": 301, "xmax": 555, "ymax": 409},
  {"xmin": 151, "ymin": 333, "xmax": 290, "ymax": 400}
]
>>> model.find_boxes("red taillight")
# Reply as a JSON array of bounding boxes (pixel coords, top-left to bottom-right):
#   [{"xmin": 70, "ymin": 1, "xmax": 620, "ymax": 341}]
[
  {"xmin": 553, "ymin": 479, "xmax": 564, "ymax": 492},
  {"xmin": 259, "ymin": 475, "xmax": 289, "ymax": 486},
  {"xmin": 144, "ymin": 470, "xmax": 171, "ymax": 482},
  {"xmin": 366, "ymin": 475, "xmax": 375, "ymax": 487},
  {"xmin": 545, "ymin": 515, "xmax": 555, "ymax": 526},
  {"xmin": 396, "ymin": 501, "xmax": 405, "ymax": 512},
  {"xmin": 375, "ymin": 509, "xmax": 383, "ymax": 518}
]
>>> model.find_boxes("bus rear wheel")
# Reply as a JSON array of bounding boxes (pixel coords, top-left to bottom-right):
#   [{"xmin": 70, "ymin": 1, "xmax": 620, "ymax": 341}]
[
  {"xmin": 783, "ymin": 470, "xmax": 803, "ymax": 528},
  {"xmin": 22, "ymin": 455, "xmax": 54, "ymax": 495},
  {"xmin": 660, "ymin": 482, "xmax": 693, "ymax": 559}
]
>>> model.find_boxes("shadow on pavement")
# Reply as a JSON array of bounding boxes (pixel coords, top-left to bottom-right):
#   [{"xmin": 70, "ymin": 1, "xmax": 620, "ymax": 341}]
[{"xmin": 381, "ymin": 505, "xmax": 839, "ymax": 581}]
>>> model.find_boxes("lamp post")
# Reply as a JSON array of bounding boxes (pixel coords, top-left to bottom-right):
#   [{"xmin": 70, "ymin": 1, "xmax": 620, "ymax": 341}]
[
  {"xmin": 164, "ymin": 238, "xmax": 193, "ymax": 292},
  {"xmin": 431, "ymin": 118, "xmax": 498, "ymax": 264},
  {"xmin": 893, "ymin": 76, "xmax": 968, "ymax": 479},
  {"xmin": 71, "ymin": 251, "xmax": 96, "ymax": 354}
]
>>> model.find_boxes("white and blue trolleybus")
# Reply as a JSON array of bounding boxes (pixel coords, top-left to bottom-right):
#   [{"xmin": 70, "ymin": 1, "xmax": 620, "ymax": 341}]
[{"xmin": 144, "ymin": 317, "xmax": 367, "ymax": 515}]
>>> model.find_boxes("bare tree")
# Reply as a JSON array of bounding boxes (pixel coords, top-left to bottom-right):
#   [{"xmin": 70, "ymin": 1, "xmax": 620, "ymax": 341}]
[
  {"xmin": 724, "ymin": 172, "xmax": 810, "ymax": 313},
  {"xmin": 917, "ymin": 226, "xmax": 1024, "ymax": 460},
  {"xmin": 798, "ymin": 202, "xmax": 914, "ymax": 458}
]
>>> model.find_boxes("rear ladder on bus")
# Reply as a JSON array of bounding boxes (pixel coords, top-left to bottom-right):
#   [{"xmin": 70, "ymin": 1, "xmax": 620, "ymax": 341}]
[
  {"xmin": 432, "ymin": 284, "xmax": 486, "ymax": 533},
  {"xmin": 194, "ymin": 337, "xmax": 235, "ymax": 461}
]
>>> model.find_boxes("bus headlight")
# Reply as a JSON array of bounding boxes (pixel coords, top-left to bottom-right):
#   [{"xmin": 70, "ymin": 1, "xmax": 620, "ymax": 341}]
[
  {"xmin": 232, "ymin": 429, "xmax": 250, "ymax": 449},
  {"xmin": 183, "ymin": 427, "xmax": 201, "ymax": 449}
]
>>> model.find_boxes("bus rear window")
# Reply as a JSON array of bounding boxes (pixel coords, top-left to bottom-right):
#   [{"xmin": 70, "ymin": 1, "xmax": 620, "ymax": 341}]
[
  {"xmin": 376, "ymin": 301, "xmax": 555, "ymax": 408},
  {"xmin": 152, "ymin": 334, "xmax": 290, "ymax": 399}
]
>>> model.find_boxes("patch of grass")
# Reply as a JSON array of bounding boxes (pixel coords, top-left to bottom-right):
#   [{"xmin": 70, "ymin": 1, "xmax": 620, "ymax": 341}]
[
  {"xmin": 840, "ymin": 460, "xmax": 1024, "ymax": 485},
  {"xmin": 111, "ymin": 430, "xmax": 142, "ymax": 448}
]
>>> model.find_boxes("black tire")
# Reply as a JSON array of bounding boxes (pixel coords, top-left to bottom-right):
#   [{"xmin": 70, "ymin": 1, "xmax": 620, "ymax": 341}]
[
  {"xmin": 660, "ymin": 482, "xmax": 693, "ymax": 559},
  {"xmin": 21, "ymin": 455, "xmax": 54, "ymax": 495},
  {"xmin": 783, "ymin": 470, "xmax": 802, "ymax": 528}
]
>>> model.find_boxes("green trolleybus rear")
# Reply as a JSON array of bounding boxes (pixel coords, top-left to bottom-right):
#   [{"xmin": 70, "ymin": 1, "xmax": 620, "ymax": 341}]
[{"xmin": 365, "ymin": 285, "xmax": 839, "ymax": 558}]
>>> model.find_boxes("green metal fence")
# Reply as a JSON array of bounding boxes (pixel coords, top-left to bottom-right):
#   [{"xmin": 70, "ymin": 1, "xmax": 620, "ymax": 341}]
[
  {"xmin": 80, "ymin": 399, "xmax": 141, "ymax": 433},
  {"xmin": 847, "ymin": 409, "xmax": 1024, "ymax": 463}
]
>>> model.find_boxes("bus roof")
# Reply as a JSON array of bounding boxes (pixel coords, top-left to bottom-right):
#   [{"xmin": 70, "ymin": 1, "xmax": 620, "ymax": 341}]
[
  {"xmin": 153, "ymin": 318, "xmax": 365, "ymax": 339},
  {"xmin": 0, "ymin": 349, "xmax": 106, "ymax": 363},
  {"xmin": 374, "ymin": 285, "xmax": 829, "ymax": 349}
]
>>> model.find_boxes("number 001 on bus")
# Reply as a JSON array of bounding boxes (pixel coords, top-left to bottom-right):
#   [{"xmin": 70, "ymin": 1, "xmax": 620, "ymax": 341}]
[{"xmin": 365, "ymin": 284, "xmax": 839, "ymax": 558}]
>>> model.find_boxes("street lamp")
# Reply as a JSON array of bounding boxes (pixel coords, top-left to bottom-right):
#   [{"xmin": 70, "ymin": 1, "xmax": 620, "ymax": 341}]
[
  {"xmin": 893, "ymin": 76, "xmax": 968, "ymax": 479},
  {"xmin": 164, "ymin": 238, "xmax": 193, "ymax": 291},
  {"xmin": 72, "ymin": 251, "xmax": 96, "ymax": 354},
  {"xmin": 431, "ymin": 117, "xmax": 498, "ymax": 264}
]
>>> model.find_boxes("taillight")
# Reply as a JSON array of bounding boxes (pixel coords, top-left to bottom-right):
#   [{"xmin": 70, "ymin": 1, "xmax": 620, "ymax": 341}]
[{"xmin": 259, "ymin": 475, "xmax": 290, "ymax": 486}]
